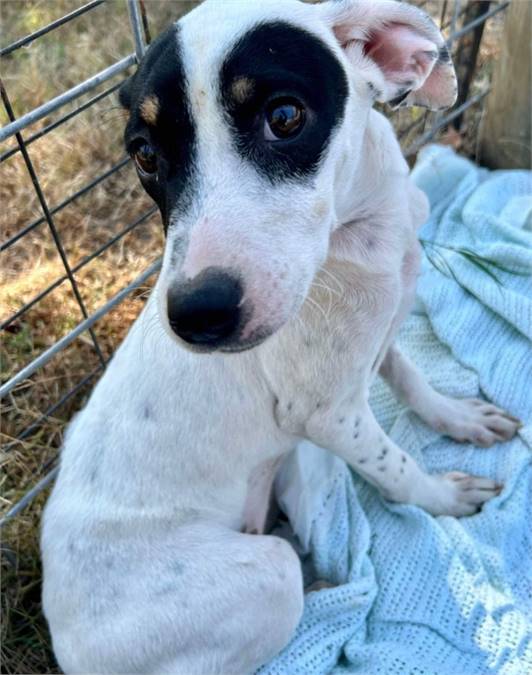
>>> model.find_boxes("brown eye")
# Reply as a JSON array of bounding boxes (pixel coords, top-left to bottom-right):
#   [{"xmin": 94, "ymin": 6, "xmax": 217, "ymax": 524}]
[
  {"xmin": 134, "ymin": 143, "xmax": 157, "ymax": 176},
  {"xmin": 265, "ymin": 99, "xmax": 305, "ymax": 140}
]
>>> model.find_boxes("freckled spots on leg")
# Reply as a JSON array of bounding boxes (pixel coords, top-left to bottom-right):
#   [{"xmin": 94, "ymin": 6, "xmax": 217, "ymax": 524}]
[
  {"xmin": 377, "ymin": 448, "xmax": 388, "ymax": 461},
  {"xmin": 400, "ymin": 467, "xmax": 405, "ymax": 474},
  {"xmin": 170, "ymin": 561, "xmax": 185, "ymax": 575},
  {"xmin": 378, "ymin": 466, "xmax": 386, "ymax": 472},
  {"xmin": 90, "ymin": 467, "xmax": 98, "ymax": 483},
  {"xmin": 354, "ymin": 417, "xmax": 360, "ymax": 427},
  {"xmin": 287, "ymin": 402, "xmax": 292, "ymax": 412},
  {"xmin": 154, "ymin": 581, "xmax": 175, "ymax": 597},
  {"xmin": 316, "ymin": 401, "xmax": 321, "ymax": 409},
  {"xmin": 143, "ymin": 404, "xmax": 152, "ymax": 419},
  {"xmin": 358, "ymin": 457, "xmax": 367, "ymax": 464},
  {"xmin": 237, "ymin": 560, "xmax": 255, "ymax": 568},
  {"xmin": 353, "ymin": 432, "xmax": 359, "ymax": 440},
  {"xmin": 107, "ymin": 585, "xmax": 121, "ymax": 601},
  {"xmin": 401, "ymin": 454, "xmax": 407, "ymax": 463},
  {"xmin": 338, "ymin": 417, "xmax": 345, "ymax": 424}
]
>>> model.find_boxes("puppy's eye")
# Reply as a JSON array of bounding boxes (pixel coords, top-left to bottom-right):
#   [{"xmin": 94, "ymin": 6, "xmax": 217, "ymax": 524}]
[
  {"xmin": 264, "ymin": 99, "xmax": 305, "ymax": 140},
  {"xmin": 133, "ymin": 143, "xmax": 157, "ymax": 176}
]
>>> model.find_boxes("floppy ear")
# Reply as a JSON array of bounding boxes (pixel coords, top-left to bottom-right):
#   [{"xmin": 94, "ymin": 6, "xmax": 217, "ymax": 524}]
[{"xmin": 319, "ymin": 0, "xmax": 457, "ymax": 110}]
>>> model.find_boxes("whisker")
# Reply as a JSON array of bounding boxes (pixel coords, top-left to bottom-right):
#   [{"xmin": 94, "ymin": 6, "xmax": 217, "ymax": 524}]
[
  {"xmin": 310, "ymin": 280, "xmax": 342, "ymax": 299},
  {"xmin": 310, "ymin": 281, "xmax": 335, "ymax": 317},
  {"xmin": 318, "ymin": 267, "xmax": 344, "ymax": 295},
  {"xmin": 305, "ymin": 295, "xmax": 329, "ymax": 325}
]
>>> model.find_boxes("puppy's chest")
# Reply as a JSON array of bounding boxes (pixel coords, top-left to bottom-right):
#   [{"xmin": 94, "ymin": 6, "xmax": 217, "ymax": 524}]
[
  {"xmin": 306, "ymin": 261, "xmax": 401, "ymax": 356},
  {"xmin": 299, "ymin": 296, "xmax": 388, "ymax": 388},
  {"xmin": 268, "ymin": 262, "xmax": 402, "ymax": 431}
]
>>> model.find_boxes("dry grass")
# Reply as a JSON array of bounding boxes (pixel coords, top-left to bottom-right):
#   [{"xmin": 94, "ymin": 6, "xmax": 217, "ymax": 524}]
[{"xmin": 0, "ymin": 1, "xmax": 504, "ymax": 672}]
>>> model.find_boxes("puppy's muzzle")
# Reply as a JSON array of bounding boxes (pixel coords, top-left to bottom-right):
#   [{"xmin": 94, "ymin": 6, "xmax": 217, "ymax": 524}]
[{"xmin": 167, "ymin": 268, "xmax": 243, "ymax": 348}]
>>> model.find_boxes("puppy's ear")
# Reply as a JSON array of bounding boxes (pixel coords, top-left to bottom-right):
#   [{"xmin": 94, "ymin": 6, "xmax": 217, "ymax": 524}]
[{"xmin": 319, "ymin": 0, "xmax": 457, "ymax": 110}]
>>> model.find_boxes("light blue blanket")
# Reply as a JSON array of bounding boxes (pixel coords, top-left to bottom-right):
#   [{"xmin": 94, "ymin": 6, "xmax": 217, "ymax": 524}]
[{"xmin": 262, "ymin": 145, "xmax": 532, "ymax": 675}]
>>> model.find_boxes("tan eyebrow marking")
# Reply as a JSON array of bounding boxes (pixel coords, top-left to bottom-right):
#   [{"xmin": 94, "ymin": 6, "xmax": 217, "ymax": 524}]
[
  {"xmin": 139, "ymin": 94, "xmax": 160, "ymax": 126},
  {"xmin": 230, "ymin": 77, "xmax": 254, "ymax": 104}
]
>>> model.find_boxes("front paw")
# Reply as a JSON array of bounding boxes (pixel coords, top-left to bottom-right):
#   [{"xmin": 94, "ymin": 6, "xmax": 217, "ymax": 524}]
[
  {"xmin": 432, "ymin": 398, "xmax": 522, "ymax": 447},
  {"xmin": 425, "ymin": 471, "xmax": 502, "ymax": 517}
]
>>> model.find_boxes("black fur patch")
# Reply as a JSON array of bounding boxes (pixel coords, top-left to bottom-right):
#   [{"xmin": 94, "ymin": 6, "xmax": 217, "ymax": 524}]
[
  {"xmin": 220, "ymin": 21, "xmax": 348, "ymax": 183},
  {"xmin": 121, "ymin": 26, "xmax": 196, "ymax": 232}
]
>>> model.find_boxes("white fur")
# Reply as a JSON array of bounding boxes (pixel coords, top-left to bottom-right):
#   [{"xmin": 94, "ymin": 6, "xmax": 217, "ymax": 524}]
[{"xmin": 41, "ymin": 1, "xmax": 520, "ymax": 673}]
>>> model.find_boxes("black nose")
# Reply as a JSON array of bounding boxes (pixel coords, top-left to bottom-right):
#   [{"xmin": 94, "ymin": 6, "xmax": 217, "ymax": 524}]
[{"xmin": 167, "ymin": 269, "xmax": 243, "ymax": 347}]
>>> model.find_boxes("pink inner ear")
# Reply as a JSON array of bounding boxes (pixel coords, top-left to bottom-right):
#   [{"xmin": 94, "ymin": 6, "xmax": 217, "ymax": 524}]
[{"xmin": 364, "ymin": 23, "xmax": 438, "ymax": 86}]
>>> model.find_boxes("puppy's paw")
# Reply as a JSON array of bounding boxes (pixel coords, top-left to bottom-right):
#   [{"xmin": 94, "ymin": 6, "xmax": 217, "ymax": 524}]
[
  {"xmin": 431, "ymin": 397, "xmax": 522, "ymax": 447},
  {"xmin": 426, "ymin": 471, "xmax": 502, "ymax": 517}
]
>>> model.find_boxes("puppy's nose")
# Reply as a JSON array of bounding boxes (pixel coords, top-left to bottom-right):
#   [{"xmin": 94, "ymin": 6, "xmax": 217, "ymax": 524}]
[{"xmin": 167, "ymin": 269, "xmax": 243, "ymax": 347}]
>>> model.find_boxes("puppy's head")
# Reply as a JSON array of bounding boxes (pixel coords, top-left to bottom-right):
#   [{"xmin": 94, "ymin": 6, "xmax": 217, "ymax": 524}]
[{"xmin": 120, "ymin": 0, "xmax": 455, "ymax": 353}]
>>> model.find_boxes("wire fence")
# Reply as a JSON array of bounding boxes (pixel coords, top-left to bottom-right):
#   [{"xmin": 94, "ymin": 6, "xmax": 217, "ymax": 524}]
[{"xmin": 0, "ymin": 0, "xmax": 509, "ymax": 530}]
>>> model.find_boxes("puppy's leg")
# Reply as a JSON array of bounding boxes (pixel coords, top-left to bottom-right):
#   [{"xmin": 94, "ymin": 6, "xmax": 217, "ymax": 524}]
[
  {"xmin": 306, "ymin": 401, "xmax": 501, "ymax": 517},
  {"xmin": 48, "ymin": 522, "xmax": 303, "ymax": 675},
  {"xmin": 380, "ymin": 345, "xmax": 521, "ymax": 446}
]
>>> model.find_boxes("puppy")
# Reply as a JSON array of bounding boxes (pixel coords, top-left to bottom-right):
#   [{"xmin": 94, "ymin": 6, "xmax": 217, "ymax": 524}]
[{"xmin": 41, "ymin": 1, "xmax": 521, "ymax": 673}]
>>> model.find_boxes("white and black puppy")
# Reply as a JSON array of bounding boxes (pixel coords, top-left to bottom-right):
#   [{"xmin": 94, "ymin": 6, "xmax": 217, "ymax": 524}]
[{"xmin": 41, "ymin": 1, "xmax": 521, "ymax": 673}]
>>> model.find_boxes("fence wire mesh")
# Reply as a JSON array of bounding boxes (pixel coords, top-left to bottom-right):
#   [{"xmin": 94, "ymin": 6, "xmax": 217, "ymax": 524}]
[{"xmin": 0, "ymin": 0, "xmax": 509, "ymax": 526}]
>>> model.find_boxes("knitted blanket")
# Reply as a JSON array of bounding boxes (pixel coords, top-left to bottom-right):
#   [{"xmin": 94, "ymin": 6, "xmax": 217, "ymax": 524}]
[{"xmin": 262, "ymin": 146, "xmax": 532, "ymax": 675}]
